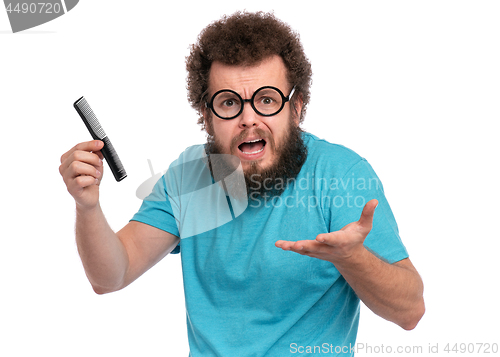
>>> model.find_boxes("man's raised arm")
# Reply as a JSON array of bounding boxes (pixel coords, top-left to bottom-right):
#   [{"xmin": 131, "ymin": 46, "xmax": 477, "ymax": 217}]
[{"xmin": 60, "ymin": 140, "xmax": 179, "ymax": 294}]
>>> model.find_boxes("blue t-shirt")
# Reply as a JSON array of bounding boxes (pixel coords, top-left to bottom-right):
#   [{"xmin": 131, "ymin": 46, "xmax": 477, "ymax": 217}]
[{"xmin": 131, "ymin": 132, "xmax": 408, "ymax": 356}]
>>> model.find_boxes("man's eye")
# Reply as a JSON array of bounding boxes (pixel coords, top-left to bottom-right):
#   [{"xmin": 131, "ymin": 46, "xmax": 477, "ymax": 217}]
[
  {"xmin": 222, "ymin": 99, "xmax": 237, "ymax": 107},
  {"xmin": 260, "ymin": 97, "xmax": 274, "ymax": 105}
]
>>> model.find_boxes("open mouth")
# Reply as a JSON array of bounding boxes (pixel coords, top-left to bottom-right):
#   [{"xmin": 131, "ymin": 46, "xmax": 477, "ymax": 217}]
[{"xmin": 238, "ymin": 138, "xmax": 267, "ymax": 155}]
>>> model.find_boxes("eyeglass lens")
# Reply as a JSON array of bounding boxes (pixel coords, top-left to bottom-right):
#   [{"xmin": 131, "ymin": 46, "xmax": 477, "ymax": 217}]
[{"xmin": 211, "ymin": 87, "xmax": 286, "ymax": 119}]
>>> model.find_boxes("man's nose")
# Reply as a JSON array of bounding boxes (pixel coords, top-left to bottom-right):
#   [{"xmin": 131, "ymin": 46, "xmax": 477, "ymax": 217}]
[{"xmin": 238, "ymin": 101, "xmax": 261, "ymax": 128}]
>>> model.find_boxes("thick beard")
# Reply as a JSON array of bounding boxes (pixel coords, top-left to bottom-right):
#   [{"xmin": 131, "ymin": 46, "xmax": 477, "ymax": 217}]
[{"xmin": 205, "ymin": 119, "xmax": 307, "ymax": 200}]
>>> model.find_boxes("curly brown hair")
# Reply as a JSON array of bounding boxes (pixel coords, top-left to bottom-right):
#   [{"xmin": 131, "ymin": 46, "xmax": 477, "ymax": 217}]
[{"xmin": 186, "ymin": 11, "xmax": 313, "ymax": 131}]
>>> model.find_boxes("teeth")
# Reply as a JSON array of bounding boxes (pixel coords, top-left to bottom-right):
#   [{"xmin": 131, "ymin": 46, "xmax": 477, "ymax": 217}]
[
  {"xmin": 244, "ymin": 139, "xmax": 262, "ymax": 143},
  {"xmin": 242, "ymin": 146, "xmax": 265, "ymax": 155}
]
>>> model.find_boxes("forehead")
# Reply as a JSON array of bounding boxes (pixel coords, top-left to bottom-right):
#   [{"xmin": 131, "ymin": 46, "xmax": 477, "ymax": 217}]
[{"xmin": 208, "ymin": 55, "xmax": 289, "ymax": 94}]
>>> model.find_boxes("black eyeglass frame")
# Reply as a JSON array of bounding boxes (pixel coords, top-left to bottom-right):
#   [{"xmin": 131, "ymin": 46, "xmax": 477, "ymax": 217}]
[{"xmin": 205, "ymin": 86, "xmax": 296, "ymax": 120}]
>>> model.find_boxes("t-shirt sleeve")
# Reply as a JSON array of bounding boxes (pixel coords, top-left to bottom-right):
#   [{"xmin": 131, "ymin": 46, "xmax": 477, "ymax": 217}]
[
  {"xmin": 130, "ymin": 174, "xmax": 181, "ymax": 254},
  {"xmin": 325, "ymin": 159, "xmax": 408, "ymax": 264}
]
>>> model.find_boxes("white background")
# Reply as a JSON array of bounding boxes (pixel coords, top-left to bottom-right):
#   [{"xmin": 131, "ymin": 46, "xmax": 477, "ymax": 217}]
[{"xmin": 1, "ymin": 1, "xmax": 499, "ymax": 356}]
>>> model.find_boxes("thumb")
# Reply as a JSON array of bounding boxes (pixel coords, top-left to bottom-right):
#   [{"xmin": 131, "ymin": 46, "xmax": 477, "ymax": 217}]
[
  {"xmin": 90, "ymin": 140, "xmax": 105, "ymax": 161},
  {"xmin": 358, "ymin": 199, "xmax": 378, "ymax": 231}
]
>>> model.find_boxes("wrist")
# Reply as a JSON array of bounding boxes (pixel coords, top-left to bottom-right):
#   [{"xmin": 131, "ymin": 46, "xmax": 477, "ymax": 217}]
[
  {"xmin": 330, "ymin": 245, "xmax": 370, "ymax": 269},
  {"xmin": 75, "ymin": 201, "xmax": 101, "ymax": 216}
]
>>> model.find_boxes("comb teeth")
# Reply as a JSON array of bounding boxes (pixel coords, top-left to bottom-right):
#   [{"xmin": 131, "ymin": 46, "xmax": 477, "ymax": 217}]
[{"xmin": 74, "ymin": 97, "xmax": 107, "ymax": 139}]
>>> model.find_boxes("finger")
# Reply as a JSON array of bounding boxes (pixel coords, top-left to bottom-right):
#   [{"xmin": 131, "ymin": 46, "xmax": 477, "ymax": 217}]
[
  {"xmin": 276, "ymin": 240, "xmax": 335, "ymax": 262},
  {"xmin": 60, "ymin": 140, "xmax": 104, "ymax": 164},
  {"xmin": 71, "ymin": 174, "xmax": 99, "ymax": 191},
  {"xmin": 93, "ymin": 150, "xmax": 104, "ymax": 161},
  {"xmin": 66, "ymin": 160, "xmax": 102, "ymax": 180},
  {"xmin": 60, "ymin": 147, "xmax": 103, "ymax": 175},
  {"xmin": 292, "ymin": 240, "xmax": 328, "ymax": 253},
  {"xmin": 275, "ymin": 240, "xmax": 291, "ymax": 249},
  {"xmin": 276, "ymin": 240, "xmax": 312, "ymax": 250},
  {"xmin": 276, "ymin": 239, "xmax": 330, "ymax": 254},
  {"xmin": 358, "ymin": 199, "xmax": 378, "ymax": 230},
  {"xmin": 315, "ymin": 231, "xmax": 347, "ymax": 247},
  {"xmin": 276, "ymin": 240, "xmax": 301, "ymax": 251},
  {"xmin": 74, "ymin": 150, "xmax": 103, "ymax": 168}
]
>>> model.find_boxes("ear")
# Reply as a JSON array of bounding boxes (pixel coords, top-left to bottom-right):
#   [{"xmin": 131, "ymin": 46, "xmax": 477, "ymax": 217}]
[
  {"xmin": 292, "ymin": 92, "xmax": 304, "ymax": 126},
  {"xmin": 201, "ymin": 106, "xmax": 214, "ymax": 136}
]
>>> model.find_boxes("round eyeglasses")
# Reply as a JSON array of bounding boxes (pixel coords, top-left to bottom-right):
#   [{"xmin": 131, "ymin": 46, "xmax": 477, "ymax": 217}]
[{"xmin": 205, "ymin": 86, "xmax": 296, "ymax": 120}]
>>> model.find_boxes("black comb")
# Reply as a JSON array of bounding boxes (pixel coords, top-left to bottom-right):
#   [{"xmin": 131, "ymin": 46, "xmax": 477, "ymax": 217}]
[{"xmin": 73, "ymin": 96, "xmax": 127, "ymax": 182}]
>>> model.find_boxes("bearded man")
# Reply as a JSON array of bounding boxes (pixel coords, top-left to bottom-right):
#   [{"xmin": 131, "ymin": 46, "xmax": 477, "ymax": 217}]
[{"xmin": 59, "ymin": 11, "xmax": 424, "ymax": 357}]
